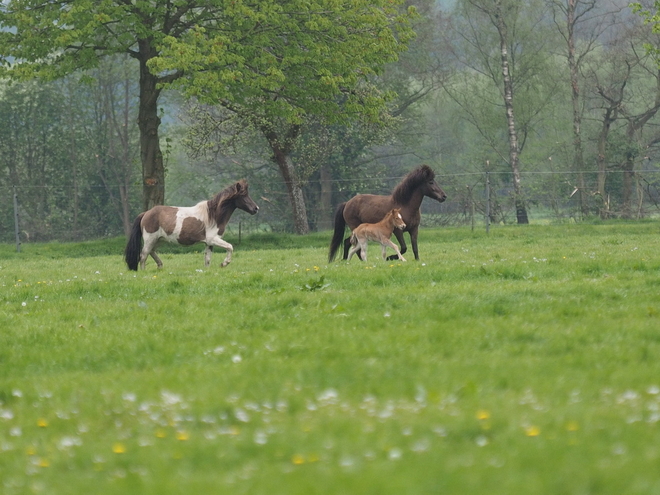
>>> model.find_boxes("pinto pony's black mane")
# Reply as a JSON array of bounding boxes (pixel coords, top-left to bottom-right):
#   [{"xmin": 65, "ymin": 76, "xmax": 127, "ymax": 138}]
[
  {"xmin": 391, "ymin": 165, "xmax": 435, "ymax": 204},
  {"xmin": 207, "ymin": 179, "xmax": 249, "ymax": 224}
]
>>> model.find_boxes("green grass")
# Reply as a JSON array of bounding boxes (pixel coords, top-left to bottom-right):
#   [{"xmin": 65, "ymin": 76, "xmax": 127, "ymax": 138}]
[{"xmin": 2, "ymin": 223, "xmax": 660, "ymax": 494}]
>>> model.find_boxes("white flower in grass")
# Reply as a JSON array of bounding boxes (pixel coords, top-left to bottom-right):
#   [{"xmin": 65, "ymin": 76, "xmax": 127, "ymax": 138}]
[
  {"xmin": 388, "ymin": 448, "xmax": 402, "ymax": 461},
  {"xmin": 232, "ymin": 354, "xmax": 242, "ymax": 363}
]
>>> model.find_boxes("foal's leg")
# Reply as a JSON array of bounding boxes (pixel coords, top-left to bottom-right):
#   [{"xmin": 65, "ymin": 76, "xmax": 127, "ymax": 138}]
[
  {"xmin": 358, "ymin": 239, "xmax": 368, "ymax": 262},
  {"xmin": 346, "ymin": 234, "xmax": 359, "ymax": 261},
  {"xmin": 387, "ymin": 230, "xmax": 407, "ymax": 261},
  {"xmin": 384, "ymin": 239, "xmax": 406, "ymax": 262},
  {"xmin": 208, "ymin": 236, "xmax": 233, "ymax": 267},
  {"xmin": 343, "ymin": 237, "xmax": 353, "ymax": 260}
]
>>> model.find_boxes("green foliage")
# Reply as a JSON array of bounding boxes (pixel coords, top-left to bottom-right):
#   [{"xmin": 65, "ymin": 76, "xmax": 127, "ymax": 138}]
[
  {"xmin": 2, "ymin": 224, "xmax": 660, "ymax": 492},
  {"xmin": 150, "ymin": 0, "xmax": 416, "ymax": 126}
]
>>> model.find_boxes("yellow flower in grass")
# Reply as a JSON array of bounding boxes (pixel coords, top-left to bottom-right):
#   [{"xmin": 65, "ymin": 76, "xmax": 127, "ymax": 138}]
[
  {"xmin": 37, "ymin": 418, "xmax": 48, "ymax": 428},
  {"xmin": 525, "ymin": 426, "xmax": 541, "ymax": 437},
  {"xmin": 476, "ymin": 410, "xmax": 491, "ymax": 421},
  {"xmin": 38, "ymin": 458, "xmax": 50, "ymax": 468},
  {"xmin": 566, "ymin": 421, "xmax": 579, "ymax": 432},
  {"xmin": 176, "ymin": 431, "xmax": 190, "ymax": 441},
  {"xmin": 155, "ymin": 429, "xmax": 167, "ymax": 438},
  {"xmin": 292, "ymin": 454, "xmax": 305, "ymax": 465},
  {"xmin": 112, "ymin": 443, "xmax": 126, "ymax": 454}
]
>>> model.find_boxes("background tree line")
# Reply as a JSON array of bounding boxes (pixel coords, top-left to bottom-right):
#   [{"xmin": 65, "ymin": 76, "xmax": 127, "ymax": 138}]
[{"xmin": 3, "ymin": 0, "xmax": 660, "ymax": 242}]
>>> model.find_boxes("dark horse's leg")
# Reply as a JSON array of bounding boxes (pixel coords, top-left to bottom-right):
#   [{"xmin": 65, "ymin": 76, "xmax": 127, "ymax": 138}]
[
  {"xmin": 410, "ymin": 227, "xmax": 420, "ymax": 260},
  {"xmin": 386, "ymin": 230, "xmax": 408, "ymax": 261}
]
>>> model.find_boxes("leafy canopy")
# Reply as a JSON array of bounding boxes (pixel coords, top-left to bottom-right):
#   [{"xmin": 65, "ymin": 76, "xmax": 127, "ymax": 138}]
[
  {"xmin": 149, "ymin": 0, "xmax": 417, "ymax": 125},
  {"xmin": 0, "ymin": 0, "xmax": 416, "ymax": 125}
]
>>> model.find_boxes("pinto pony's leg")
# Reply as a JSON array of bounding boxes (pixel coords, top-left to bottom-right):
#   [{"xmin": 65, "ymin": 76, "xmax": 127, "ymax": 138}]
[
  {"xmin": 140, "ymin": 234, "xmax": 161, "ymax": 270},
  {"xmin": 208, "ymin": 237, "xmax": 233, "ymax": 267},
  {"xmin": 150, "ymin": 252, "xmax": 163, "ymax": 269},
  {"xmin": 204, "ymin": 245, "xmax": 213, "ymax": 267}
]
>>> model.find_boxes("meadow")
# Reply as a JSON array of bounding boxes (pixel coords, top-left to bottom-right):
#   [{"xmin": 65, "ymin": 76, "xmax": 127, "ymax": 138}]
[{"xmin": 2, "ymin": 222, "xmax": 660, "ymax": 494}]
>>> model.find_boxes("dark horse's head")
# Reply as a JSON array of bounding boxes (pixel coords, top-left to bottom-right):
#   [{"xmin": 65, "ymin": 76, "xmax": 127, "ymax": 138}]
[{"xmin": 392, "ymin": 165, "xmax": 447, "ymax": 204}]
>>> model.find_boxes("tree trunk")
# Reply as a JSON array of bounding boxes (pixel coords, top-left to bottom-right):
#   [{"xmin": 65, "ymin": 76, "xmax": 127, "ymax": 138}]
[
  {"xmin": 566, "ymin": 0, "xmax": 588, "ymax": 217},
  {"xmin": 493, "ymin": 2, "xmax": 528, "ymax": 224},
  {"xmin": 318, "ymin": 165, "xmax": 333, "ymax": 231},
  {"xmin": 263, "ymin": 125, "xmax": 310, "ymax": 234},
  {"xmin": 137, "ymin": 39, "xmax": 164, "ymax": 212},
  {"xmin": 596, "ymin": 107, "xmax": 616, "ymax": 218}
]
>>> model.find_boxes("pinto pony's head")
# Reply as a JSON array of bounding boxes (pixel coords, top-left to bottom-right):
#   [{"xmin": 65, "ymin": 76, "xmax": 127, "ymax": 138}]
[
  {"xmin": 209, "ymin": 179, "xmax": 260, "ymax": 222},
  {"xmin": 232, "ymin": 180, "xmax": 260, "ymax": 215}
]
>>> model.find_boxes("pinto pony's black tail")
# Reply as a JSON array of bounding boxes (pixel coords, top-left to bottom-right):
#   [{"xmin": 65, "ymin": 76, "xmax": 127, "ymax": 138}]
[
  {"xmin": 124, "ymin": 213, "xmax": 145, "ymax": 271},
  {"xmin": 328, "ymin": 203, "xmax": 347, "ymax": 262}
]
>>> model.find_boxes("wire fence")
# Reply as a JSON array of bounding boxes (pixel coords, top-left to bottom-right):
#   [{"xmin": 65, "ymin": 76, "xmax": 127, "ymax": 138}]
[{"xmin": 3, "ymin": 169, "xmax": 660, "ymax": 248}]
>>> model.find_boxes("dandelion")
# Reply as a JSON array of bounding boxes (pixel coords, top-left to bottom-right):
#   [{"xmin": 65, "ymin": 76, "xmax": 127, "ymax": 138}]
[
  {"xmin": 524, "ymin": 426, "xmax": 541, "ymax": 437},
  {"xmin": 38, "ymin": 458, "xmax": 50, "ymax": 468},
  {"xmin": 176, "ymin": 431, "xmax": 190, "ymax": 441},
  {"xmin": 566, "ymin": 421, "xmax": 579, "ymax": 432},
  {"xmin": 37, "ymin": 418, "xmax": 48, "ymax": 428},
  {"xmin": 155, "ymin": 429, "xmax": 167, "ymax": 439},
  {"xmin": 476, "ymin": 410, "xmax": 491, "ymax": 421},
  {"xmin": 112, "ymin": 443, "xmax": 126, "ymax": 454},
  {"xmin": 292, "ymin": 454, "xmax": 305, "ymax": 465}
]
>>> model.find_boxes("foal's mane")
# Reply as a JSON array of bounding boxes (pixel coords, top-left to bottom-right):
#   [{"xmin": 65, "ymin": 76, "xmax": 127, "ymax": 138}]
[
  {"xmin": 207, "ymin": 179, "xmax": 249, "ymax": 222},
  {"xmin": 391, "ymin": 165, "xmax": 435, "ymax": 204}
]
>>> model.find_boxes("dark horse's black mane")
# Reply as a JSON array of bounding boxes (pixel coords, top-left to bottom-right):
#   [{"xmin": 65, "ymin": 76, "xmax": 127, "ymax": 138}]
[
  {"xmin": 207, "ymin": 179, "xmax": 248, "ymax": 223},
  {"xmin": 391, "ymin": 165, "xmax": 435, "ymax": 204}
]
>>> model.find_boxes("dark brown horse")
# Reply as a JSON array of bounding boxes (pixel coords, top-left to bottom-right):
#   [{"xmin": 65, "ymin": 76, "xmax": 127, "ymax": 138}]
[
  {"xmin": 329, "ymin": 165, "xmax": 447, "ymax": 262},
  {"xmin": 124, "ymin": 180, "xmax": 259, "ymax": 271}
]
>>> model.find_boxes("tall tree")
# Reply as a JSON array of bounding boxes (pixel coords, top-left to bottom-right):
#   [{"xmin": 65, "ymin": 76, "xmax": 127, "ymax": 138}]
[
  {"xmin": 446, "ymin": 0, "xmax": 559, "ymax": 223},
  {"xmin": 549, "ymin": 0, "xmax": 623, "ymax": 216},
  {"xmin": 149, "ymin": 0, "xmax": 416, "ymax": 233}
]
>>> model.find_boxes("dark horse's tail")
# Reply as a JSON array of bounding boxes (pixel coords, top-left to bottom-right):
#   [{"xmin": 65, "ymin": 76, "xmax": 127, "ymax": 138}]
[
  {"xmin": 124, "ymin": 213, "xmax": 145, "ymax": 271},
  {"xmin": 328, "ymin": 202, "xmax": 347, "ymax": 262}
]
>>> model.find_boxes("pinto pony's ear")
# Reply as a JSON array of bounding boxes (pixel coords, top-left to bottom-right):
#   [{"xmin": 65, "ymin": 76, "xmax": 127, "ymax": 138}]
[{"xmin": 235, "ymin": 179, "xmax": 248, "ymax": 194}]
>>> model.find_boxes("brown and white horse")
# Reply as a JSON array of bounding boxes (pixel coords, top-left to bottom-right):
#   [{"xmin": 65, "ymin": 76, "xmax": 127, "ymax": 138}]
[
  {"xmin": 347, "ymin": 208, "xmax": 407, "ymax": 262},
  {"xmin": 124, "ymin": 180, "xmax": 259, "ymax": 271},
  {"xmin": 329, "ymin": 165, "xmax": 447, "ymax": 262}
]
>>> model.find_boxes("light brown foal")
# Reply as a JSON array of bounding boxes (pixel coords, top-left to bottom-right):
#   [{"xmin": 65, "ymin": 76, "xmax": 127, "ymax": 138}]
[{"xmin": 347, "ymin": 208, "xmax": 407, "ymax": 262}]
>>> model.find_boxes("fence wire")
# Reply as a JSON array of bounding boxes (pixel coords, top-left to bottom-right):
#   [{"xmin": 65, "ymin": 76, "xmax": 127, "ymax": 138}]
[{"xmin": 3, "ymin": 169, "xmax": 660, "ymax": 246}]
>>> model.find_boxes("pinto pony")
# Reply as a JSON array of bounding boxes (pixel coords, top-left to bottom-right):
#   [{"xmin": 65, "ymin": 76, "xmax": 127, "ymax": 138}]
[
  {"xmin": 124, "ymin": 180, "xmax": 259, "ymax": 271},
  {"xmin": 347, "ymin": 208, "xmax": 407, "ymax": 262},
  {"xmin": 329, "ymin": 165, "xmax": 447, "ymax": 262}
]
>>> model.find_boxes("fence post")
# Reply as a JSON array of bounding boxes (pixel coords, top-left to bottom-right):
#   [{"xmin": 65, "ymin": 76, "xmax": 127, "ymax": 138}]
[
  {"xmin": 485, "ymin": 170, "xmax": 491, "ymax": 235},
  {"xmin": 13, "ymin": 186, "xmax": 21, "ymax": 252}
]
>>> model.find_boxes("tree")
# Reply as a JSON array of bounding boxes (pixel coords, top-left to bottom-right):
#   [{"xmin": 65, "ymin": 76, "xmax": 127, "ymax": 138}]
[
  {"xmin": 445, "ymin": 0, "xmax": 560, "ymax": 224},
  {"xmin": 149, "ymin": 0, "xmax": 416, "ymax": 234},
  {"xmin": 548, "ymin": 0, "xmax": 621, "ymax": 216}
]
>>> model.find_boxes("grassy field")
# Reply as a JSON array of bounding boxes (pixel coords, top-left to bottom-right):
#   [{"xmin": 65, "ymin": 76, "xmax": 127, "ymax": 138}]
[{"xmin": 2, "ymin": 222, "xmax": 660, "ymax": 494}]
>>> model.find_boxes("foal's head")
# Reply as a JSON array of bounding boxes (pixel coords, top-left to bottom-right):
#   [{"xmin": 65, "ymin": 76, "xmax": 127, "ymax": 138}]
[{"xmin": 389, "ymin": 208, "xmax": 406, "ymax": 230}]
